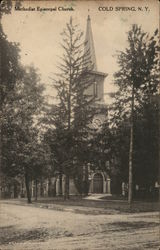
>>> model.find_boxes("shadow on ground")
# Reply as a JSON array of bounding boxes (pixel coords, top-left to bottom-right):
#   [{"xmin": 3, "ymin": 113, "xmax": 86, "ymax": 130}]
[{"xmin": 0, "ymin": 221, "xmax": 159, "ymax": 246}]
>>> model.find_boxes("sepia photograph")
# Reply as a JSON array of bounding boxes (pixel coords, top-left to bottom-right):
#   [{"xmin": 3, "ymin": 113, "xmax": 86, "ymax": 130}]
[{"xmin": 0, "ymin": 0, "xmax": 159, "ymax": 249}]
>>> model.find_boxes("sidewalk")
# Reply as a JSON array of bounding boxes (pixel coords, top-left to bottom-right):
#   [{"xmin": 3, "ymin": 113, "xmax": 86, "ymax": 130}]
[{"xmin": 83, "ymin": 193, "xmax": 112, "ymax": 200}]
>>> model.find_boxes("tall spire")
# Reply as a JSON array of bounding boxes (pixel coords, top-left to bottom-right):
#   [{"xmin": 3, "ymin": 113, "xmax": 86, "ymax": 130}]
[{"xmin": 84, "ymin": 15, "xmax": 97, "ymax": 71}]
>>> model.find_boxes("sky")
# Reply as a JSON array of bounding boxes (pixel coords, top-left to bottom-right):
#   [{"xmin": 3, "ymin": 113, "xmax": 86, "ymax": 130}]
[{"xmin": 2, "ymin": 0, "xmax": 159, "ymax": 104}]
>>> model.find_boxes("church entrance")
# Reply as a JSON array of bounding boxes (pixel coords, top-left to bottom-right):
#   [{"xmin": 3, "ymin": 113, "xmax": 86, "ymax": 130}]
[{"xmin": 93, "ymin": 173, "xmax": 103, "ymax": 193}]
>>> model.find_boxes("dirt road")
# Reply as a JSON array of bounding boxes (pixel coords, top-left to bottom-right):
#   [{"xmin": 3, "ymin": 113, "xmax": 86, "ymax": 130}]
[{"xmin": 0, "ymin": 202, "xmax": 159, "ymax": 250}]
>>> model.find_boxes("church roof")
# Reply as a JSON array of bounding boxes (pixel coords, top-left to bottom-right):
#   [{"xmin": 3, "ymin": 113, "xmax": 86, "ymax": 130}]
[{"xmin": 84, "ymin": 15, "xmax": 97, "ymax": 71}]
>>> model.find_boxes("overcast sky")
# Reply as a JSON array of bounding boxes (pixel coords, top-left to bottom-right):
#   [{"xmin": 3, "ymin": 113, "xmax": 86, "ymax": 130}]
[{"xmin": 2, "ymin": 0, "xmax": 159, "ymax": 104}]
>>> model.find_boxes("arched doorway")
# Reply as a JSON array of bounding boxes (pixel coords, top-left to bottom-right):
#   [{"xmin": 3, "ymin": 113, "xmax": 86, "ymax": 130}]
[{"xmin": 93, "ymin": 173, "xmax": 103, "ymax": 193}]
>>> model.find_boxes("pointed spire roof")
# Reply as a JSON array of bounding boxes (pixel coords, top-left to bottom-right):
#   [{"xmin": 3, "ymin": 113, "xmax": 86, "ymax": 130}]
[{"xmin": 84, "ymin": 15, "xmax": 97, "ymax": 71}]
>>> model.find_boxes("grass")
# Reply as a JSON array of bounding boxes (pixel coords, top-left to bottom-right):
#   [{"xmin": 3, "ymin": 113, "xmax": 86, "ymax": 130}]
[
  {"xmin": 2, "ymin": 195, "xmax": 159, "ymax": 213},
  {"xmin": 32, "ymin": 195, "xmax": 159, "ymax": 213}
]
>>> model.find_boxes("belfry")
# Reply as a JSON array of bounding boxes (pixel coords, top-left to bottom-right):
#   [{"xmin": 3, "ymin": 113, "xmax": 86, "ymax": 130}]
[{"xmin": 84, "ymin": 15, "xmax": 107, "ymax": 110}]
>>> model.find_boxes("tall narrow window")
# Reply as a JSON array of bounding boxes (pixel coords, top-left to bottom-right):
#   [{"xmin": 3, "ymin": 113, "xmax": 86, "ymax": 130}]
[{"xmin": 94, "ymin": 81, "xmax": 98, "ymax": 98}]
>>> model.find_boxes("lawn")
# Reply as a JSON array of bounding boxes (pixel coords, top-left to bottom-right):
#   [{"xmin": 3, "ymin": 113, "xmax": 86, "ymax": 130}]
[{"xmin": 4, "ymin": 195, "xmax": 159, "ymax": 214}]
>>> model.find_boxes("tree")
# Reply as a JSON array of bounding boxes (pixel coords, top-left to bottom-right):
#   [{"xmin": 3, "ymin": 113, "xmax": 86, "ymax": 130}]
[
  {"xmin": 0, "ymin": 1, "xmax": 23, "ymax": 197},
  {"xmin": 47, "ymin": 17, "xmax": 96, "ymax": 199},
  {"xmin": 133, "ymin": 101, "xmax": 158, "ymax": 188},
  {"xmin": 2, "ymin": 66, "xmax": 45, "ymax": 203},
  {"xmin": 111, "ymin": 25, "xmax": 159, "ymax": 205}
]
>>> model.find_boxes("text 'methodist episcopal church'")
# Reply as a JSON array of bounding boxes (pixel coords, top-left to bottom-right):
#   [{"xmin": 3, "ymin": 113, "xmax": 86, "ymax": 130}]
[{"xmin": 1, "ymin": 16, "xmax": 112, "ymax": 199}]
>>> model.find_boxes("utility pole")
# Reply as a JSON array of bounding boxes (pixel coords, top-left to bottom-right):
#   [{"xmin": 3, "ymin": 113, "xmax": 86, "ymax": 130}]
[
  {"xmin": 151, "ymin": 85, "xmax": 160, "ymax": 211},
  {"xmin": 157, "ymin": 87, "xmax": 160, "ymax": 203},
  {"xmin": 0, "ymin": 10, "xmax": 2, "ymax": 199},
  {"xmin": 152, "ymin": 86, "xmax": 160, "ymax": 200},
  {"xmin": 128, "ymin": 85, "xmax": 135, "ymax": 208},
  {"xmin": 157, "ymin": 86, "xmax": 160, "ymax": 202},
  {"xmin": 158, "ymin": 86, "xmax": 160, "ymax": 244}
]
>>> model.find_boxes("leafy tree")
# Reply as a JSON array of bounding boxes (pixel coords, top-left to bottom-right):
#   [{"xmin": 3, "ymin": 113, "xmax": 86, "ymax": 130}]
[
  {"xmin": 0, "ymin": 0, "xmax": 12, "ymax": 18},
  {"xmin": 111, "ymin": 25, "xmax": 159, "ymax": 203},
  {"xmin": 2, "ymin": 66, "xmax": 45, "ymax": 203},
  {"xmin": 0, "ymin": 1, "xmax": 23, "ymax": 197},
  {"xmin": 0, "ymin": 2, "xmax": 48, "ymax": 202}
]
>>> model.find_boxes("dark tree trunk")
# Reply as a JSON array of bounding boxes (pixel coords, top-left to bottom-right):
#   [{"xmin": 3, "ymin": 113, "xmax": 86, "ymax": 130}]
[
  {"xmin": 48, "ymin": 178, "xmax": 51, "ymax": 197},
  {"xmin": 59, "ymin": 173, "xmax": 63, "ymax": 196},
  {"xmin": 35, "ymin": 179, "xmax": 38, "ymax": 201},
  {"xmin": 40, "ymin": 178, "xmax": 43, "ymax": 197},
  {"xmin": 25, "ymin": 172, "xmax": 32, "ymax": 203},
  {"xmin": 83, "ymin": 165, "xmax": 89, "ymax": 196},
  {"xmin": 64, "ymin": 174, "xmax": 69, "ymax": 200}
]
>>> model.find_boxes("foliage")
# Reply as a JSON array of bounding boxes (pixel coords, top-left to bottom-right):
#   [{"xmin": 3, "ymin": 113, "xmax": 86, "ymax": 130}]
[
  {"xmin": 0, "ymin": 2, "xmax": 23, "ymax": 199},
  {"xmin": 110, "ymin": 24, "xmax": 159, "ymax": 193},
  {"xmin": 44, "ymin": 17, "xmax": 96, "ymax": 197},
  {"xmin": 2, "ymin": 66, "xmax": 45, "ymax": 202}
]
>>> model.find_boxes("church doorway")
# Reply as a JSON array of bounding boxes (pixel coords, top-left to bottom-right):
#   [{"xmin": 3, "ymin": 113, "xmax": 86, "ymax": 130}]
[{"xmin": 93, "ymin": 173, "xmax": 103, "ymax": 193}]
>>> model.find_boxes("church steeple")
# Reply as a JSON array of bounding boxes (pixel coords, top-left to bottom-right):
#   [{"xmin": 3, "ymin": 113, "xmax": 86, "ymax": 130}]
[
  {"xmin": 84, "ymin": 15, "xmax": 107, "ymax": 105},
  {"xmin": 84, "ymin": 15, "xmax": 97, "ymax": 71}
]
